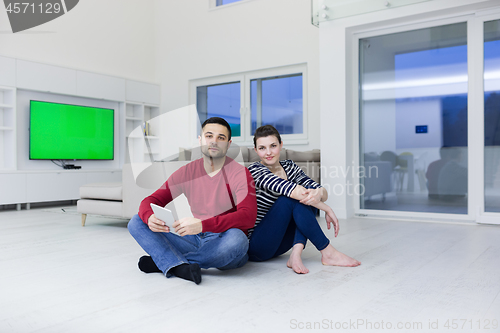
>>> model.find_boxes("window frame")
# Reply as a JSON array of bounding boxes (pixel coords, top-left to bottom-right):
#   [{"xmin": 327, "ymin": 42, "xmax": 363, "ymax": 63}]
[
  {"xmin": 189, "ymin": 64, "xmax": 308, "ymax": 146},
  {"xmin": 476, "ymin": 11, "xmax": 500, "ymax": 223}
]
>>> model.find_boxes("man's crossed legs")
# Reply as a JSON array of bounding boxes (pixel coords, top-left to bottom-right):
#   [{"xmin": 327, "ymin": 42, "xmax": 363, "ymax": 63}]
[{"xmin": 128, "ymin": 215, "xmax": 249, "ymax": 284}]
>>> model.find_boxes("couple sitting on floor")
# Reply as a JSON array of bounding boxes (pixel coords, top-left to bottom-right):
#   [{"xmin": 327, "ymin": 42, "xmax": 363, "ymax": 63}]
[{"xmin": 128, "ymin": 117, "xmax": 360, "ymax": 284}]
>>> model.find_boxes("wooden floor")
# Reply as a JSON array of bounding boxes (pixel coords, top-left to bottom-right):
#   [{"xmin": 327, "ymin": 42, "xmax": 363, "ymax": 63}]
[{"xmin": 0, "ymin": 206, "xmax": 499, "ymax": 333}]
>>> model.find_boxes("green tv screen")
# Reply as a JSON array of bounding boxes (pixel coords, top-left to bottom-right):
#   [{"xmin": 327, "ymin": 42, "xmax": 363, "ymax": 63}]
[{"xmin": 30, "ymin": 101, "xmax": 114, "ymax": 160}]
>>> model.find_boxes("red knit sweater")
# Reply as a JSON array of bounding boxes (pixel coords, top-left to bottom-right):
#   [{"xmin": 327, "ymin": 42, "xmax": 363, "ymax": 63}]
[{"xmin": 139, "ymin": 157, "xmax": 257, "ymax": 234}]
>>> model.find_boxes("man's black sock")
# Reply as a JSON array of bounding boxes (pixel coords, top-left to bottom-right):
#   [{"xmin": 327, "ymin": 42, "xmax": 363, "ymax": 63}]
[
  {"xmin": 169, "ymin": 263, "xmax": 202, "ymax": 285},
  {"xmin": 138, "ymin": 255, "xmax": 162, "ymax": 273}
]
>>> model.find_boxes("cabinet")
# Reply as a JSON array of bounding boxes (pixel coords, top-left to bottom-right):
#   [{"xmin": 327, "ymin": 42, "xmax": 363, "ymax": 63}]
[
  {"xmin": 126, "ymin": 80, "xmax": 161, "ymax": 105},
  {"xmin": 76, "ymin": 71, "xmax": 126, "ymax": 101},
  {"xmin": 122, "ymin": 102, "xmax": 161, "ymax": 164},
  {"xmin": 0, "ymin": 86, "xmax": 16, "ymax": 170},
  {"xmin": 0, "ymin": 173, "xmax": 26, "ymax": 204},
  {"xmin": 0, "ymin": 170, "xmax": 122, "ymax": 205},
  {"xmin": 0, "ymin": 56, "xmax": 16, "ymax": 87},
  {"xmin": 16, "ymin": 60, "xmax": 77, "ymax": 95}
]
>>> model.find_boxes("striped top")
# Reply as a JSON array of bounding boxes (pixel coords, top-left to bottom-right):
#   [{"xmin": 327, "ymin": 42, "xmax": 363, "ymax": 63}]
[{"xmin": 247, "ymin": 159, "xmax": 322, "ymax": 238}]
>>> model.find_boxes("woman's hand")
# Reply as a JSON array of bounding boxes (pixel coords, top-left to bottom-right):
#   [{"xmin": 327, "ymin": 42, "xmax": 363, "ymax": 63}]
[
  {"xmin": 299, "ymin": 188, "xmax": 323, "ymax": 206},
  {"xmin": 148, "ymin": 214, "xmax": 170, "ymax": 233},
  {"xmin": 325, "ymin": 209, "xmax": 339, "ymax": 237},
  {"xmin": 290, "ymin": 185, "xmax": 308, "ymax": 201}
]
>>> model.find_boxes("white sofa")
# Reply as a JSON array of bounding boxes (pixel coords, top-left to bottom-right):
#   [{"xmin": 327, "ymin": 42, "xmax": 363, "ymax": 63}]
[{"xmin": 77, "ymin": 147, "xmax": 321, "ymax": 225}]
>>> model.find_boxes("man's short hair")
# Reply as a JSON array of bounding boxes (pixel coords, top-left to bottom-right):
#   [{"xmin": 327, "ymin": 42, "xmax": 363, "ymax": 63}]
[
  {"xmin": 253, "ymin": 125, "xmax": 282, "ymax": 148},
  {"xmin": 201, "ymin": 117, "xmax": 232, "ymax": 140}
]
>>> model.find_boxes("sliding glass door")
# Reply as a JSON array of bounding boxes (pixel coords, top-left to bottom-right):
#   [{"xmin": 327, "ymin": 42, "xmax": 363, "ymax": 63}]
[
  {"xmin": 359, "ymin": 22, "xmax": 468, "ymax": 214},
  {"xmin": 356, "ymin": 13, "xmax": 500, "ymax": 222}
]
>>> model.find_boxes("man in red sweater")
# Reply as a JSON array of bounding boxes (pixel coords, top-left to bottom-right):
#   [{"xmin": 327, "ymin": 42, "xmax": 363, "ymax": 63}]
[{"xmin": 128, "ymin": 117, "xmax": 257, "ymax": 284}]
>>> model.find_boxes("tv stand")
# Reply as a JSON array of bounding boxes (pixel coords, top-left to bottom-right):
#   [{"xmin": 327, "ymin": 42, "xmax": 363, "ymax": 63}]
[
  {"xmin": 63, "ymin": 164, "xmax": 82, "ymax": 170},
  {"xmin": 0, "ymin": 169, "xmax": 121, "ymax": 208}
]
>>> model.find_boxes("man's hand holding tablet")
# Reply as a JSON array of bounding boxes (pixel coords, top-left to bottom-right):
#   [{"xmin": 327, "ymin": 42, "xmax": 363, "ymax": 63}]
[{"xmin": 149, "ymin": 204, "xmax": 180, "ymax": 236}]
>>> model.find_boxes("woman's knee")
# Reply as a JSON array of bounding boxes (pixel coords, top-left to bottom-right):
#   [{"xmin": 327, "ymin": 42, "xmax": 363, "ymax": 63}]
[
  {"xmin": 275, "ymin": 195, "xmax": 295, "ymax": 205},
  {"xmin": 294, "ymin": 200, "xmax": 317, "ymax": 214},
  {"xmin": 275, "ymin": 196, "xmax": 314, "ymax": 212}
]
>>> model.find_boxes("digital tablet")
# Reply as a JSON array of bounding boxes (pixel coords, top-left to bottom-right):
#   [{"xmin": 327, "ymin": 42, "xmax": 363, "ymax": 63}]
[{"xmin": 150, "ymin": 203, "xmax": 180, "ymax": 236}]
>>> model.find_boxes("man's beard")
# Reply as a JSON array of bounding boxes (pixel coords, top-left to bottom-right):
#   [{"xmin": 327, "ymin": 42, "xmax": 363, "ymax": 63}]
[{"xmin": 201, "ymin": 144, "xmax": 227, "ymax": 159}]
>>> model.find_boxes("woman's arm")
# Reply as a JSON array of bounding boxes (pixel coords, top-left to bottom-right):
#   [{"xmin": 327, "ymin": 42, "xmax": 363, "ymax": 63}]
[
  {"xmin": 284, "ymin": 161, "xmax": 327, "ymax": 204},
  {"xmin": 290, "ymin": 186, "xmax": 338, "ymax": 236},
  {"xmin": 299, "ymin": 187, "xmax": 328, "ymax": 206},
  {"xmin": 312, "ymin": 201, "xmax": 339, "ymax": 237},
  {"xmin": 249, "ymin": 162, "xmax": 298, "ymax": 197}
]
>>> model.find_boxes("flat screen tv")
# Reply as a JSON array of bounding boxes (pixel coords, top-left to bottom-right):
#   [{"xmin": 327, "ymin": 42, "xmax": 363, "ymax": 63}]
[{"xmin": 30, "ymin": 100, "xmax": 114, "ymax": 160}]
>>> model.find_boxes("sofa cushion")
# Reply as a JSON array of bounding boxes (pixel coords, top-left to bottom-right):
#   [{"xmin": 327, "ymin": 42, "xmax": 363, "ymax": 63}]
[
  {"xmin": 294, "ymin": 162, "xmax": 320, "ymax": 183},
  {"xmin": 80, "ymin": 182, "xmax": 122, "ymax": 201},
  {"xmin": 180, "ymin": 146, "xmax": 249, "ymax": 162},
  {"xmin": 286, "ymin": 149, "xmax": 320, "ymax": 162},
  {"xmin": 248, "ymin": 148, "xmax": 261, "ymax": 162},
  {"xmin": 179, "ymin": 147, "xmax": 192, "ymax": 161},
  {"xmin": 236, "ymin": 146, "xmax": 249, "ymax": 162},
  {"xmin": 226, "ymin": 145, "xmax": 246, "ymax": 161},
  {"xmin": 77, "ymin": 199, "xmax": 123, "ymax": 217},
  {"xmin": 179, "ymin": 146, "xmax": 320, "ymax": 164},
  {"xmin": 191, "ymin": 147, "xmax": 203, "ymax": 160}
]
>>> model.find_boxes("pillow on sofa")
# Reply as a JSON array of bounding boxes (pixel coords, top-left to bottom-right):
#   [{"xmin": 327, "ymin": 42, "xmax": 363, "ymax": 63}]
[
  {"xmin": 237, "ymin": 146, "xmax": 249, "ymax": 161},
  {"xmin": 248, "ymin": 148, "xmax": 261, "ymax": 162},
  {"xmin": 180, "ymin": 146, "xmax": 247, "ymax": 162},
  {"xmin": 286, "ymin": 149, "xmax": 320, "ymax": 162},
  {"xmin": 179, "ymin": 147, "xmax": 192, "ymax": 161},
  {"xmin": 226, "ymin": 145, "xmax": 247, "ymax": 161}
]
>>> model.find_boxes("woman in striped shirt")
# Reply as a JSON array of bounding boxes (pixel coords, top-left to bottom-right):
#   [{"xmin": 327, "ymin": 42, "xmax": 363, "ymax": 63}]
[{"xmin": 247, "ymin": 125, "xmax": 360, "ymax": 274}]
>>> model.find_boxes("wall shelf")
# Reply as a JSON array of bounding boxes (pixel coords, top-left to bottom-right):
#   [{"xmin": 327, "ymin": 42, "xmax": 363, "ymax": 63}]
[
  {"xmin": 121, "ymin": 102, "xmax": 161, "ymax": 165},
  {"xmin": 0, "ymin": 86, "xmax": 16, "ymax": 171}
]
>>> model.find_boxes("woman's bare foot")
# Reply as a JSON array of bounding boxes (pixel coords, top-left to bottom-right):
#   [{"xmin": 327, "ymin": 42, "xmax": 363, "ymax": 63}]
[
  {"xmin": 287, "ymin": 243, "xmax": 309, "ymax": 274},
  {"xmin": 320, "ymin": 244, "xmax": 361, "ymax": 267}
]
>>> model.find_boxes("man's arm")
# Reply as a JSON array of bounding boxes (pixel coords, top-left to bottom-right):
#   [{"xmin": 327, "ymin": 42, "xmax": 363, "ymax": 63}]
[
  {"xmin": 138, "ymin": 166, "xmax": 186, "ymax": 226},
  {"xmin": 138, "ymin": 182, "xmax": 174, "ymax": 225}
]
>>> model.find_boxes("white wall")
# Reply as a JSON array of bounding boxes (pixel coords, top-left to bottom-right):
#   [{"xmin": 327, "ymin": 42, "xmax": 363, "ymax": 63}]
[
  {"xmin": 0, "ymin": 0, "xmax": 157, "ymax": 83},
  {"xmin": 152, "ymin": 0, "xmax": 320, "ymax": 150}
]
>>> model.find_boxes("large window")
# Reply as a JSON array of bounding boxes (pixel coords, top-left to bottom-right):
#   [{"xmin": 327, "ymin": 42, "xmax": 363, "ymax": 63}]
[
  {"xmin": 193, "ymin": 65, "xmax": 307, "ymax": 143},
  {"xmin": 250, "ymin": 74, "xmax": 303, "ymax": 135},
  {"xmin": 197, "ymin": 82, "xmax": 241, "ymax": 136},
  {"xmin": 359, "ymin": 22, "xmax": 468, "ymax": 214}
]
